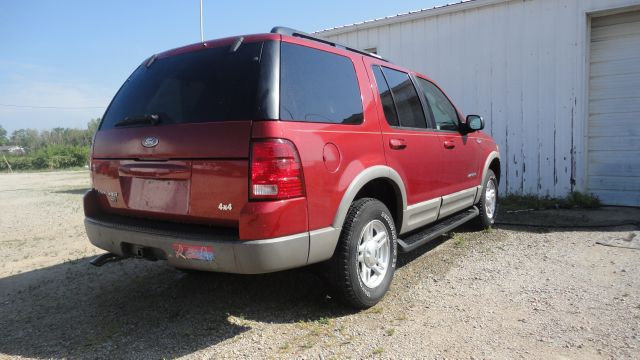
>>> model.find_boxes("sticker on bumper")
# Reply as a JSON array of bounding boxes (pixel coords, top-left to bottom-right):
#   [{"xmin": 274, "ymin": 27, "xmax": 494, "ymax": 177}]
[{"xmin": 172, "ymin": 243, "xmax": 215, "ymax": 262}]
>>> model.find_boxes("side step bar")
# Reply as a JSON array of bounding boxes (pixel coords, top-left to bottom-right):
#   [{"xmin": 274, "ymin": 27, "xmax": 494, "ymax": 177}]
[{"xmin": 398, "ymin": 207, "xmax": 480, "ymax": 253}]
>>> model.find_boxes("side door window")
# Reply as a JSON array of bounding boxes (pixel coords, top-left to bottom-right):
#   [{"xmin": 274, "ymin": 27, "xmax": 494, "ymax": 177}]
[
  {"xmin": 416, "ymin": 78, "xmax": 459, "ymax": 131},
  {"xmin": 371, "ymin": 66, "xmax": 399, "ymax": 126},
  {"xmin": 372, "ymin": 66, "xmax": 427, "ymax": 129}
]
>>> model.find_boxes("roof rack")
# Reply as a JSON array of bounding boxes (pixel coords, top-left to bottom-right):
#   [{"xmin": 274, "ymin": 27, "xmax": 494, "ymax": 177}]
[{"xmin": 270, "ymin": 26, "xmax": 389, "ymax": 62}]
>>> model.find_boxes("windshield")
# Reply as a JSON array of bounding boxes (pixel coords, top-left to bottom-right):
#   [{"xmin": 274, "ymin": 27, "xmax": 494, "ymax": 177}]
[{"xmin": 101, "ymin": 41, "xmax": 270, "ymax": 130}]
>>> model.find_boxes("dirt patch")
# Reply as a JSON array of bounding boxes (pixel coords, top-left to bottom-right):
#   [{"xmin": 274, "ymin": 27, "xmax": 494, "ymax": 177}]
[{"xmin": 1, "ymin": 171, "xmax": 639, "ymax": 359}]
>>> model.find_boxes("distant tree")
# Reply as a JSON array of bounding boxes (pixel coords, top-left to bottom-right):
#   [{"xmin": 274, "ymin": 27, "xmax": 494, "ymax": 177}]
[
  {"xmin": 10, "ymin": 128, "xmax": 39, "ymax": 150},
  {"xmin": 0, "ymin": 125, "xmax": 7, "ymax": 145},
  {"xmin": 87, "ymin": 118, "xmax": 100, "ymax": 144}
]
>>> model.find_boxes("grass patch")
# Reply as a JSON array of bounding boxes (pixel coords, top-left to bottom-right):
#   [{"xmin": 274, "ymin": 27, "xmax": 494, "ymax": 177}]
[
  {"xmin": 290, "ymin": 318, "xmax": 343, "ymax": 351},
  {"xmin": 565, "ymin": 191, "xmax": 601, "ymax": 208},
  {"xmin": 452, "ymin": 233, "xmax": 467, "ymax": 248},
  {"xmin": 385, "ymin": 328, "xmax": 395, "ymax": 336},
  {"xmin": 372, "ymin": 347, "xmax": 384, "ymax": 355},
  {"xmin": 501, "ymin": 191, "xmax": 600, "ymax": 212}
]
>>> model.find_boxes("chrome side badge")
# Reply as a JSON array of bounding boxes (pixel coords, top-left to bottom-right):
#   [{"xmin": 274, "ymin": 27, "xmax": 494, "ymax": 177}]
[{"xmin": 142, "ymin": 136, "xmax": 159, "ymax": 148}]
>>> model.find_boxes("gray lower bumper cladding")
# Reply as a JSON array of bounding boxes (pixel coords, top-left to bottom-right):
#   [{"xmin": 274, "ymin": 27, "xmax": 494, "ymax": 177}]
[{"xmin": 85, "ymin": 217, "xmax": 312, "ymax": 274}]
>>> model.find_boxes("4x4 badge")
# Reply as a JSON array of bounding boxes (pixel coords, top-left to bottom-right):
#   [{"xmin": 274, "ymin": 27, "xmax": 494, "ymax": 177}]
[
  {"xmin": 218, "ymin": 203, "xmax": 233, "ymax": 211},
  {"xmin": 142, "ymin": 136, "xmax": 159, "ymax": 148}
]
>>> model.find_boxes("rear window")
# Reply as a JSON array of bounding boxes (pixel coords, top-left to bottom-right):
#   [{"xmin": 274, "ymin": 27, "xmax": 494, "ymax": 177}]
[
  {"xmin": 101, "ymin": 41, "xmax": 266, "ymax": 130},
  {"xmin": 280, "ymin": 42, "xmax": 363, "ymax": 124}
]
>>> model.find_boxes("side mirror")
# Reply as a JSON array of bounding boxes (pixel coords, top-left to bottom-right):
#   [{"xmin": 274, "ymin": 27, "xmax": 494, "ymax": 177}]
[{"xmin": 466, "ymin": 115, "xmax": 484, "ymax": 132}]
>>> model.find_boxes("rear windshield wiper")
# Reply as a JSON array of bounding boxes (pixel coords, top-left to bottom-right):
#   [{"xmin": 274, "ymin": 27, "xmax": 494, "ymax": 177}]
[{"xmin": 114, "ymin": 114, "xmax": 161, "ymax": 127}]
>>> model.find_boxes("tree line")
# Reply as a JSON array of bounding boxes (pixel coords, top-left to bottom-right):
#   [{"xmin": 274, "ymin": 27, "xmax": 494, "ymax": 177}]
[{"xmin": 0, "ymin": 119, "xmax": 100, "ymax": 171}]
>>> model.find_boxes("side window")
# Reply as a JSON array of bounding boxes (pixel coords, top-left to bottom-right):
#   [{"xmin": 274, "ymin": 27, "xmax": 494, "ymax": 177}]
[
  {"xmin": 280, "ymin": 43, "xmax": 363, "ymax": 124},
  {"xmin": 372, "ymin": 66, "xmax": 399, "ymax": 126},
  {"xmin": 380, "ymin": 67, "xmax": 427, "ymax": 129},
  {"xmin": 417, "ymin": 78, "xmax": 459, "ymax": 131}
]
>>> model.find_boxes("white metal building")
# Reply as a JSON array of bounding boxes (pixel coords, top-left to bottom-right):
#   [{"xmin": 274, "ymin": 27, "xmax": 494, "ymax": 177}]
[{"xmin": 316, "ymin": 0, "xmax": 640, "ymax": 206}]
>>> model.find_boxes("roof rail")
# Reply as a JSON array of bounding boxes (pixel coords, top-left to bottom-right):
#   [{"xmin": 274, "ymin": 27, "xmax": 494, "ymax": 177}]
[{"xmin": 270, "ymin": 26, "xmax": 389, "ymax": 62}]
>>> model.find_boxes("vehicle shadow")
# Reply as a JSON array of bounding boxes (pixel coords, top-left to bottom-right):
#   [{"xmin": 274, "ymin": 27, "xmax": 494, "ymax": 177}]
[
  {"xmin": 0, "ymin": 257, "xmax": 351, "ymax": 359},
  {"xmin": 53, "ymin": 187, "xmax": 91, "ymax": 195}
]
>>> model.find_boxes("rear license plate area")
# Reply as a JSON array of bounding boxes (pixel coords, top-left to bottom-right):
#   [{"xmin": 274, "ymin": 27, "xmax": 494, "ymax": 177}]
[{"xmin": 126, "ymin": 178, "xmax": 189, "ymax": 214}]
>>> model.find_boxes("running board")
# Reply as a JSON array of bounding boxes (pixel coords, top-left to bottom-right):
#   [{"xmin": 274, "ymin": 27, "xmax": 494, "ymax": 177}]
[{"xmin": 398, "ymin": 207, "xmax": 480, "ymax": 253}]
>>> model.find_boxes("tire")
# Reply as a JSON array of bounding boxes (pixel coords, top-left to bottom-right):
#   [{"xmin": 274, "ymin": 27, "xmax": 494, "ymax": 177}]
[
  {"xmin": 474, "ymin": 169, "xmax": 498, "ymax": 229},
  {"xmin": 328, "ymin": 198, "xmax": 397, "ymax": 309}
]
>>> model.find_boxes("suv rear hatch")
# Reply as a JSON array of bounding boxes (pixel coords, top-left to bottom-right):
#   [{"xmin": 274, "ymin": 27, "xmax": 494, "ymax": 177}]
[{"xmin": 91, "ymin": 37, "xmax": 279, "ymax": 227}]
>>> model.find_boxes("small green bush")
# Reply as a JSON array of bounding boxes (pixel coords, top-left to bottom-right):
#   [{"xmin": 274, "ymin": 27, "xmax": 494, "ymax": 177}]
[{"xmin": 0, "ymin": 145, "xmax": 89, "ymax": 171}]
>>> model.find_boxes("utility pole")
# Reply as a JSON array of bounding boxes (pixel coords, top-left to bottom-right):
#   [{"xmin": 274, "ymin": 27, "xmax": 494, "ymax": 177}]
[{"xmin": 200, "ymin": 0, "xmax": 204, "ymax": 42}]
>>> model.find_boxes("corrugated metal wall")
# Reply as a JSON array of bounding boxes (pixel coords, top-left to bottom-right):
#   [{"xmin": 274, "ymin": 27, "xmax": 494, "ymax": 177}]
[{"xmin": 318, "ymin": 0, "xmax": 640, "ymax": 198}]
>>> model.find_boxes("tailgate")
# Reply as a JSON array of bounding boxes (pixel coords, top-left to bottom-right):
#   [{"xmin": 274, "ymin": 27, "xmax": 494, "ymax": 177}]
[{"xmin": 91, "ymin": 122, "xmax": 251, "ymax": 226}]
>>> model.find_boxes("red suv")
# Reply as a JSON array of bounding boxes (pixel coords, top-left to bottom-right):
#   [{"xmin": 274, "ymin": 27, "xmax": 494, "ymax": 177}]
[{"xmin": 84, "ymin": 27, "xmax": 501, "ymax": 308}]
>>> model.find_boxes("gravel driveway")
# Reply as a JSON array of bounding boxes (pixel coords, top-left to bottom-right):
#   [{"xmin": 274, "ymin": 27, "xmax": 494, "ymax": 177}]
[{"xmin": 0, "ymin": 171, "xmax": 638, "ymax": 359}]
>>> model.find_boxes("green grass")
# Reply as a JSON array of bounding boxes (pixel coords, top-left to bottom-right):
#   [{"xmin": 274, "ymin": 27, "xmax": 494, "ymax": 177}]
[
  {"xmin": 500, "ymin": 191, "xmax": 601, "ymax": 212},
  {"xmin": 565, "ymin": 191, "xmax": 601, "ymax": 208},
  {"xmin": 452, "ymin": 233, "xmax": 467, "ymax": 248}
]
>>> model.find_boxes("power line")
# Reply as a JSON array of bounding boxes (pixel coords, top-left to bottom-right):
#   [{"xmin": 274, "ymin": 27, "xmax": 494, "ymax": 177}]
[{"xmin": 0, "ymin": 103, "xmax": 105, "ymax": 110}]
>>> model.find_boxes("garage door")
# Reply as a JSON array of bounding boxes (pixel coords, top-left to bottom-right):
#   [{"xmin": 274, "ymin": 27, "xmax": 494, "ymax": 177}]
[{"xmin": 588, "ymin": 10, "xmax": 640, "ymax": 206}]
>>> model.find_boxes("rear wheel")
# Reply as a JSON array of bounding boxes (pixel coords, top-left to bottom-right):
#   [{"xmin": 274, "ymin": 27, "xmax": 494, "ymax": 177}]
[
  {"xmin": 328, "ymin": 198, "xmax": 397, "ymax": 309},
  {"xmin": 474, "ymin": 169, "xmax": 498, "ymax": 229}
]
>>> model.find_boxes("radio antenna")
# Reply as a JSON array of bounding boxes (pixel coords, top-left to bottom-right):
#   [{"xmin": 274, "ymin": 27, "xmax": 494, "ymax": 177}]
[{"xmin": 199, "ymin": 0, "xmax": 204, "ymax": 42}]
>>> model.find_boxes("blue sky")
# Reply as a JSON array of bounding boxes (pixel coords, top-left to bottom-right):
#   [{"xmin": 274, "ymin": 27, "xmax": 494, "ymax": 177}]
[{"xmin": 0, "ymin": 0, "xmax": 452, "ymax": 134}]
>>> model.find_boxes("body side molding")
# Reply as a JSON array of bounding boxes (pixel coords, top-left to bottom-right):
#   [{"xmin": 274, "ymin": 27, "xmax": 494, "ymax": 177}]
[{"xmin": 400, "ymin": 197, "xmax": 441, "ymax": 235}]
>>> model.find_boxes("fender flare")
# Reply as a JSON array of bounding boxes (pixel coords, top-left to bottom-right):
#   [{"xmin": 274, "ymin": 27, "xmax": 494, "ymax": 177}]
[
  {"xmin": 331, "ymin": 165, "xmax": 407, "ymax": 229},
  {"xmin": 475, "ymin": 151, "xmax": 501, "ymax": 203}
]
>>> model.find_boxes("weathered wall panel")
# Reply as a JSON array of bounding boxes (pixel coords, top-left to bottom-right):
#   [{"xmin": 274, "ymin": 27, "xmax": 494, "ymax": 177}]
[
  {"xmin": 318, "ymin": 0, "xmax": 640, "ymax": 199},
  {"xmin": 587, "ymin": 10, "xmax": 640, "ymax": 206}
]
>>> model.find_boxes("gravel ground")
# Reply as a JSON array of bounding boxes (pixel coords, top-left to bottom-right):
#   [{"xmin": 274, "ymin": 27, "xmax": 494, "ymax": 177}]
[{"xmin": 0, "ymin": 170, "xmax": 639, "ymax": 359}]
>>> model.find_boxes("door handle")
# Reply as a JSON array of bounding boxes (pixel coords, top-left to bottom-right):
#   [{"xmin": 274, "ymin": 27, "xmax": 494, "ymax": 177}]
[
  {"xmin": 389, "ymin": 138, "xmax": 407, "ymax": 150},
  {"xmin": 443, "ymin": 140, "xmax": 456, "ymax": 149}
]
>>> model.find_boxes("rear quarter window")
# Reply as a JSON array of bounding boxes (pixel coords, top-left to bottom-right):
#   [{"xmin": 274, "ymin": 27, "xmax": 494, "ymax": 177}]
[{"xmin": 280, "ymin": 42, "xmax": 363, "ymax": 124}]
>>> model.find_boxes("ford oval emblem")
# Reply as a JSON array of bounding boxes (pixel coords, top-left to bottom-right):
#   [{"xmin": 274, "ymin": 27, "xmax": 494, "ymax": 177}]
[{"xmin": 142, "ymin": 136, "xmax": 159, "ymax": 148}]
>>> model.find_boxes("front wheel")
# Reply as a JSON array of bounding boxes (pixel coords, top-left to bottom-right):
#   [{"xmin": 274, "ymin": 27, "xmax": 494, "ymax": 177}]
[
  {"xmin": 474, "ymin": 169, "xmax": 498, "ymax": 229},
  {"xmin": 328, "ymin": 198, "xmax": 397, "ymax": 309}
]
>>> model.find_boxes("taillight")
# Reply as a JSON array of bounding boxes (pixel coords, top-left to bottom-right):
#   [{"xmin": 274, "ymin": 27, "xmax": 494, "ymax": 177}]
[{"xmin": 250, "ymin": 139, "xmax": 304, "ymax": 200}]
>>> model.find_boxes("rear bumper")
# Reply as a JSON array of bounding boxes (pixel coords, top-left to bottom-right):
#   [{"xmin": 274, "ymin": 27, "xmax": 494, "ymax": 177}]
[{"xmin": 85, "ymin": 216, "xmax": 310, "ymax": 274}]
